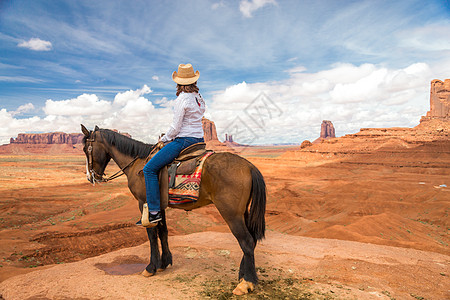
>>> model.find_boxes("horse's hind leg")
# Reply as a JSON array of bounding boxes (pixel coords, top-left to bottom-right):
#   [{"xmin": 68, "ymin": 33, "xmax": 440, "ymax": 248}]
[
  {"xmin": 237, "ymin": 211, "xmax": 255, "ymax": 280},
  {"xmin": 142, "ymin": 226, "xmax": 160, "ymax": 277},
  {"xmin": 238, "ymin": 241, "xmax": 256, "ymax": 280},
  {"xmin": 227, "ymin": 217, "xmax": 258, "ymax": 295},
  {"xmin": 157, "ymin": 210, "xmax": 172, "ymax": 270}
]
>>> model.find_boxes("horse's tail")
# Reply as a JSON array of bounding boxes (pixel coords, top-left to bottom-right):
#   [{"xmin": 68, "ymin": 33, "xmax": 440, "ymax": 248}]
[{"xmin": 247, "ymin": 166, "xmax": 266, "ymax": 242}]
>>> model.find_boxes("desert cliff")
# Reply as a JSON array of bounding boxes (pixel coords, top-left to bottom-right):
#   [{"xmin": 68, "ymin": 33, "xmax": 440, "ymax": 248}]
[
  {"xmin": 320, "ymin": 120, "xmax": 336, "ymax": 139},
  {"xmin": 201, "ymin": 117, "xmax": 219, "ymax": 142},
  {"xmin": 10, "ymin": 132, "xmax": 83, "ymax": 145},
  {"xmin": 313, "ymin": 120, "xmax": 336, "ymax": 144},
  {"xmin": 422, "ymin": 78, "xmax": 450, "ymax": 121}
]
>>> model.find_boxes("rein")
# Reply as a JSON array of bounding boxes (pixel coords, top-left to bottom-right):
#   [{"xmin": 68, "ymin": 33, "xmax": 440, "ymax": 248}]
[
  {"xmin": 102, "ymin": 142, "xmax": 161, "ymax": 182},
  {"xmin": 102, "ymin": 156, "xmax": 139, "ymax": 182},
  {"xmin": 86, "ymin": 131, "xmax": 158, "ymax": 183},
  {"xmin": 86, "ymin": 133, "xmax": 139, "ymax": 183}
]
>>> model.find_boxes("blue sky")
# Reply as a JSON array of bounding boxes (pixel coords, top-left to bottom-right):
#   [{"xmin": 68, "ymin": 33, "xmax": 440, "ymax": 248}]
[{"xmin": 1, "ymin": 0, "xmax": 450, "ymax": 145}]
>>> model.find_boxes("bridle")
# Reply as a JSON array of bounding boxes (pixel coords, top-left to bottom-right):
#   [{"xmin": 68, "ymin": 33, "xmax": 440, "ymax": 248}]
[{"xmin": 85, "ymin": 131, "xmax": 138, "ymax": 184}]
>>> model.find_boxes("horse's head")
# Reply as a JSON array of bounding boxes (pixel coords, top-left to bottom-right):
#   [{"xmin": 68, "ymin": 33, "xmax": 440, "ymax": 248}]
[{"xmin": 81, "ymin": 124, "xmax": 111, "ymax": 184}]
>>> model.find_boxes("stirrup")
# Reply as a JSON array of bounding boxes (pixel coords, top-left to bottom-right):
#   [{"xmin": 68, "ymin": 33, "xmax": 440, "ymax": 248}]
[{"xmin": 141, "ymin": 203, "xmax": 157, "ymax": 228}]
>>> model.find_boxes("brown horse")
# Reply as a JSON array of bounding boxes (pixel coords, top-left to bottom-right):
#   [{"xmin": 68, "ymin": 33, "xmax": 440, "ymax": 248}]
[{"xmin": 81, "ymin": 125, "xmax": 266, "ymax": 295}]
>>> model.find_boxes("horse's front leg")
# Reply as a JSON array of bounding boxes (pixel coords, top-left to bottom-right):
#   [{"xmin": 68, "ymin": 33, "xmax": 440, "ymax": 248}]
[
  {"xmin": 157, "ymin": 210, "xmax": 172, "ymax": 270},
  {"xmin": 142, "ymin": 226, "xmax": 160, "ymax": 277}
]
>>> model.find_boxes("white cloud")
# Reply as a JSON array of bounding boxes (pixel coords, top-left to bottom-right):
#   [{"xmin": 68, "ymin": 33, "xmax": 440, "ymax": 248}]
[
  {"xmin": 0, "ymin": 109, "xmax": 43, "ymax": 144},
  {"xmin": 113, "ymin": 85, "xmax": 152, "ymax": 106},
  {"xmin": 11, "ymin": 103, "xmax": 35, "ymax": 116},
  {"xmin": 152, "ymin": 75, "xmax": 159, "ymax": 81},
  {"xmin": 239, "ymin": 0, "xmax": 277, "ymax": 18},
  {"xmin": 44, "ymin": 94, "xmax": 112, "ymax": 116},
  {"xmin": 113, "ymin": 86, "xmax": 155, "ymax": 118},
  {"xmin": 329, "ymin": 68, "xmax": 389, "ymax": 103},
  {"xmin": 329, "ymin": 63, "xmax": 431, "ymax": 104},
  {"xmin": 17, "ymin": 38, "xmax": 52, "ymax": 51},
  {"xmin": 210, "ymin": 81, "xmax": 259, "ymax": 110}
]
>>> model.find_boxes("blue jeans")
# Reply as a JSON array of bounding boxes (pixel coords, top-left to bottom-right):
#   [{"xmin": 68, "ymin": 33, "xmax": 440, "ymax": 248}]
[{"xmin": 143, "ymin": 137, "xmax": 204, "ymax": 211}]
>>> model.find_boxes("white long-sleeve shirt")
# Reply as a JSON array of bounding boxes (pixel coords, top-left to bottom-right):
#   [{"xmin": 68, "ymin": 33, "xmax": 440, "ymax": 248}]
[{"xmin": 160, "ymin": 92, "xmax": 205, "ymax": 142}]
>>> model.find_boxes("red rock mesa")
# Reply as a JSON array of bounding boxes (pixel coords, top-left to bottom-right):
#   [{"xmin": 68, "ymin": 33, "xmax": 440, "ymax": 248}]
[
  {"xmin": 10, "ymin": 132, "xmax": 84, "ymax": 145},
  {"xmin": 201, "ymin": 117, "xmax": 219, "ymax": 142},
  {"xmin": 421, "ymin": 79, "xmax": 450, "ymax": 122},
  {"xmin": 320, "ymin": 120, "xmax": 336, "ymax": 139},
  {"xmin": 312, "ymin": 120, "xmax": 336, "ymax": 144}
]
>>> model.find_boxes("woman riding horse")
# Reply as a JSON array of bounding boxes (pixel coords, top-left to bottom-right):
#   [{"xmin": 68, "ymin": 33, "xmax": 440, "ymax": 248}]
[
  {"xmin": 142, "ymin": 63, "xmax": 205, "ymax": 226},
  {"xmin": 81, "ymin": 63, "xmax": 266, "ymax": 295}
]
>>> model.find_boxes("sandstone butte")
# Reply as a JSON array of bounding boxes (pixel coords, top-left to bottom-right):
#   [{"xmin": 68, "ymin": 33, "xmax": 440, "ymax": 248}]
[
  {"xmin": 320, "ymin": 120, "xmax": 336, "ymax": 139},
  {"xmin": 421, "ymin": 79, "xmax": 450, "ymax": 121},
  {"xmin": 201, "ymin": 117, "xmax": 233, "ymax": 151},
  {"xmin": 312, "ymin": 120, "xmax": 336, "ymax": 144},
  {"xmin": 201, "ymin": 117, "xmax": 218, "ymax": 141}
]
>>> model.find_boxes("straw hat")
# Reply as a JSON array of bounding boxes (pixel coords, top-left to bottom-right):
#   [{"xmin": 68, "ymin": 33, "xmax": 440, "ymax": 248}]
[{"xmin": 172, "ymin": 63, "xmax": 200, "ymax": 85}]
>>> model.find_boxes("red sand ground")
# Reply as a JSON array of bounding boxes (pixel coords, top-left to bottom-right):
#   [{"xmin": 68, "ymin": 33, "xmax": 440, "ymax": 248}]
[{"xmin": 0, "ymin": 124, "xmax": 449, "ymax": 299}]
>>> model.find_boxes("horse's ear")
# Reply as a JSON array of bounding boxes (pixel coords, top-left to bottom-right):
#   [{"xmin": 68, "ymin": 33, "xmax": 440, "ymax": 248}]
[
  {"xmin": 95, "ymin": 125, "xmax": 100, "ymax": 131},
  {"xmin": 81, "ymin": 124, "xmax": 90, "ymax": 137}
]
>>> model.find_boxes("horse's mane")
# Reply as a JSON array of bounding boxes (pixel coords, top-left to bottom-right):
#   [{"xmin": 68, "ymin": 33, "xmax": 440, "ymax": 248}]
[{"xmin": 98, "ymin": 129, "xmax": 153, "ymax": 159}]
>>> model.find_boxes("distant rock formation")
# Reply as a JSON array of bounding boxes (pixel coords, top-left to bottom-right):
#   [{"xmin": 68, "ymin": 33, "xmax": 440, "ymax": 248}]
[
  {"xmin": 300, "ymin": 140, "xmax": 312, "ymax": 149},
  {"xmin": 312, "ymin": 120, "xmax": 336, "ymax": 144},
  {"xmin": 225, "ymin": 134, "xmax": 233, "ymax": 143},
  {"xmin": 320, "ymin": 120, "xmax": 336, "ymax": 139},
  {"xmin": 10, "ymin": 133, "xmax": 84, "ymax": 145},
  {"xmin": 9, "ymin": 129, "xmax": 131, "ymax": 145},
  {"xmin": 202, "ymin": 117, "xmax": 218, "ymax": 142},
  {"xmin": 421, "ymin": 79, "xmax": 450, "ymax": 122}
]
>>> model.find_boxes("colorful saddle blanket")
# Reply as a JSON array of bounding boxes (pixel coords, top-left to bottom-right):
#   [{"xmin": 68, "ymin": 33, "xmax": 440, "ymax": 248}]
[{"xmin": 168, "ymin": 151, "xmax": 213, "ymax": 205}]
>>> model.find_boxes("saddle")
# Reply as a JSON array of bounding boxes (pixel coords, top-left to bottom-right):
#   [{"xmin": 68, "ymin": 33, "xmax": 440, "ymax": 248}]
[
  {"xmin": 142, "ymin": 142, "xmax": 212, "ymax": 210},
  {"xmin": 167, "ymin": 143, "xmax": 209, "ymax": 185}
]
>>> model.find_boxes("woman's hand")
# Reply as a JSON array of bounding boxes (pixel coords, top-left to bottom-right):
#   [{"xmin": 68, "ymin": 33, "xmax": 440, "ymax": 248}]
[
  {"xmin": 155, "ymin": 141, "xmax": 165, "ymax": 150},
  {"xmin": 159, "ymin": 133, "xmax": 170, "ymax": 143}
]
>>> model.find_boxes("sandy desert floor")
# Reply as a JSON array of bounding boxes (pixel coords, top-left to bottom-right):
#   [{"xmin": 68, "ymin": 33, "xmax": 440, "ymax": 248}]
[{"xmin": 0, "ymin": 139, "xmax": 449, "ymax": 299}]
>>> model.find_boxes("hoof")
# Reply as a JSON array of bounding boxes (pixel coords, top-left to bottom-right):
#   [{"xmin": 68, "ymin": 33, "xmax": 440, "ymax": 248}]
[
  {"xmin": 141, "ymin": 269, "xmax": 154, "ymax": 277},
  {"xmin": 232, "ymin": 279, "xmax": 254, "ymax": 295}
]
